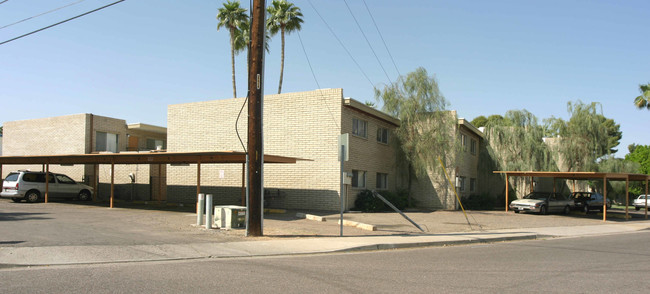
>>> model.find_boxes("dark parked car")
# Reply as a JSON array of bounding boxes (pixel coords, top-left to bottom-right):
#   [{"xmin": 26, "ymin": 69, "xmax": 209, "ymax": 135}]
[{"xmin": 570, "ymin": 192, "xmax": 611, "ymax": 213}]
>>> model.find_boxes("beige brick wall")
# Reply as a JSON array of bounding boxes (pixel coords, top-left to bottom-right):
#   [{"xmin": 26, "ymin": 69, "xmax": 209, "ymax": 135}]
[
  {"xmin": 1, "ymin": 114, "xmax": 165, "ymax": 198},
  {"xmin": 2, "ymin": 114, "xmax": 88, "ymax": 180},
  {"xmin": 168, "ymin": 89, "xmax": 345, "ymax": 210},
  {"xmin": 341, "ymin": 106, "xmax": 400, "ymax": 209}
]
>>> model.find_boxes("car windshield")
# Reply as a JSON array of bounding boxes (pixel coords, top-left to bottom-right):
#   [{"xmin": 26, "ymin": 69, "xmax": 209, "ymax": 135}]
[{"xmin": 524, "ymin": 193, "xmax": 548, "ymax": 200}]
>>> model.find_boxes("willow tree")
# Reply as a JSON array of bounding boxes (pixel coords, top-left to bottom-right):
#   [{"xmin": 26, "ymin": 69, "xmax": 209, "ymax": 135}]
[
  {"xmin": 375, "ymin": 67, "xmax": 458, "ymax": 205},
  {"xmin": 545, "ymin": 101, "xmax": 613, "ymax": 172},
  {"xmin": 481, "ymin": 110, "xmax": 556, "ymax": 199},
  {"xmin": 484, "ymin": 110, "xmax": 555, "ymax": 172}
]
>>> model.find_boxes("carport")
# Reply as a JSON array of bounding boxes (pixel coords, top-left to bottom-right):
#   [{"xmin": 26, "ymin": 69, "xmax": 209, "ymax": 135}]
[
  {"xmin": 0, "ymin": 151, "xmax": 300, "ymax": 208},
  {"xmin": 494, "ymin": 171, "xmax": 650, "ymax": 221}
]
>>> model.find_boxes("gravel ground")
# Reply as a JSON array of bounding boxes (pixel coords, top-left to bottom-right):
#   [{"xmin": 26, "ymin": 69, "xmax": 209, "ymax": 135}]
[{"xmin": 1, "ymin": 198, "xmax": 648, "ymax": 247}]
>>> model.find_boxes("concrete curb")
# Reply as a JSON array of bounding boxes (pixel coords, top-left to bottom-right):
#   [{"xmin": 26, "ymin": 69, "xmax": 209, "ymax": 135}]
[{"xmin": 337, "ymin": 234, "xmax": 538, "ymax": 252}]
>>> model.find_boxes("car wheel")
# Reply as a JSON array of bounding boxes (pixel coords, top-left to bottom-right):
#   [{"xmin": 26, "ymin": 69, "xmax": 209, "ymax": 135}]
[
  {"xmin": 514, "ymin": 210, "xmax": 520, "ymax": 214},
  {"xmin": 636, "ymin": 207, "xmax": 640, "ymax": 211},
  {"xmin": 563, "ymin": 205, "xmax": 570, "ymax": 215},
  {"xmin": 540, "ymin": 205, "xmax": 547, "ymax": 215},
  {"xmin": 78, "ymin": 190, "xmax": 91, "ymax": 201},
  {"xmin": 25, "ymin": 190, "xmax": 40, "ymax": 203},
  {"xmin": 584, "ymin": 205, "xmax": 590, "ymax": 214},
  {"xmin": 11, "ymin": 198, "xmax": 21, "ymax": 203}
]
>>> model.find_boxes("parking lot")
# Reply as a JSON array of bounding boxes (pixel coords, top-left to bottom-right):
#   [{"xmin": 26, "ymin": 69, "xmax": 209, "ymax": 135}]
[{"xmin": 1, "ymin": 198, "xmax": 648, "ymax": 248}]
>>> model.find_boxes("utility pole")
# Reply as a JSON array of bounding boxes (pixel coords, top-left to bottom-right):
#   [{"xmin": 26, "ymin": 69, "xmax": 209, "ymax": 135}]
[{"xmin": 247, "ymin": 0, "xmax": 266, "ymax": 237}]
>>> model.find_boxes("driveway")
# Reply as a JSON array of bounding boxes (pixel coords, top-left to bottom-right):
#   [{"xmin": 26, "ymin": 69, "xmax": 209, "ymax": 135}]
[{"xmin": 1, "ymin": 198, "xmax": 647, "ymax": 248}]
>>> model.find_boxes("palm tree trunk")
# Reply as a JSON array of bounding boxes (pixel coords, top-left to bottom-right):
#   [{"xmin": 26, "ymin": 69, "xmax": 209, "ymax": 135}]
[
  {"xmin": 230, "ymin": 29, "xmax": 237, "ymax": 98},
  {"xmin": 278, "ymin": 28, "xmax": 285, "ymax": 94}
]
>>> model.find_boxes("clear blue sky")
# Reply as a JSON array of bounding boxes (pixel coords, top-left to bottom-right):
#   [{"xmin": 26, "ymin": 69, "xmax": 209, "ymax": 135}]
[{"xmin": 1, "ymin": 0, "xmax": 648, "ymax": 157}]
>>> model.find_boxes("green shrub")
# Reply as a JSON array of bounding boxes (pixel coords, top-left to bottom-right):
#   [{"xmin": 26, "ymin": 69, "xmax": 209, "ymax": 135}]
[
  {"xmin": 353, "ymin": 189, "xmax": 410, "ymax": 212},
  {"xmin": 462, "ymin": 193, "xmax": 496, "ymax": 210}
]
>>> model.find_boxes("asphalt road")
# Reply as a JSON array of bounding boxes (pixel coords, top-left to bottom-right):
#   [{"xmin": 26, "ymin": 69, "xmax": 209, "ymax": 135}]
[{"xmin": 2, "ymin": 231, "xmax": 649, "ymax": 293}]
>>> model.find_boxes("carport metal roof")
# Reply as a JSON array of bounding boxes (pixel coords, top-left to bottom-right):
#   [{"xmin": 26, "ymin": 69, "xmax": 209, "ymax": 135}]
[
  {"xmin": 494, "ymin": 171, "xmax": 650, "ymax": 221},
  {"xmin": 0, "ymin": 151, "xmax": 300, "ymax": 165},
  {"xmin": 0, "ymin": 151, "xmax": 304, "ymax": 208}
]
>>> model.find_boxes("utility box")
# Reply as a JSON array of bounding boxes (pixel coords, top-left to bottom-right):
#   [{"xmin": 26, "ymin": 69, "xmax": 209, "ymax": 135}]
[{"xmin": 213, "ymin": 205, "xmax": 246, "ymax": 229}]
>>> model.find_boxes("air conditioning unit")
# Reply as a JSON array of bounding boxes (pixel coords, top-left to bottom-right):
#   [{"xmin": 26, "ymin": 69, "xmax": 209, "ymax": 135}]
[{"xmin": 213, "ymin": 205, "xmax": 246, "ymax": 229}]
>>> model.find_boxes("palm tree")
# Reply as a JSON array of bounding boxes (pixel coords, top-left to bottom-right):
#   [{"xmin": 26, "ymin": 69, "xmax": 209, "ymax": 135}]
[
  {"xmin": 266, "ymin": 0, "xmax": 303, "ymax": 94},
  {"xmin": 233, "ymin": 19, "xmax": 271, "ymax": 66},
  {"xmin": 634, "ymin": 83, "xmax": 650, "ymax": 110},
  {"xmin": 217, "ymin": 1, "xmax": 248, "ymax": 98}
]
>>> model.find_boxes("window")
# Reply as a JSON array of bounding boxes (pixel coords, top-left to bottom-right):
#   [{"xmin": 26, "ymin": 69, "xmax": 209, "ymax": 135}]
[
  {"xmin": 351, "ymin": 170, "xmax": 366, "ymax": 188},
  {"xmin": 470, "ymin": 139, "xmax": 477, "ymax": 155},
  {"xmin": 56, "ymin": 174, "xmax": 76, "ymax": 185},
  {"xmin": 376, "ymin": 173, "xmax": 388, "ymax": 190},
  {"xmin": 458, "ymin": 176, "xmax": 466, "ymax": 192},
  {"xmin": 376, "ymin": 127, "xmax": 388, "ymax": 144},
  {"xmin": 470, "ymin": 178, "xmax": 476, "ymax": 193},
  {"xmin": 146, "ymin": 139, "xmax": 165, "ymax": 150},
  {"xmin": 352, "ymin": 118, "xmax": 367, "ymax": 138},
  {"xmin": 461, "ymin": 134, "xmax": 467, "ymax": 151},
  {"xmin": 96, "ymin": 131, "xmax": 118, "ymax": 152}
]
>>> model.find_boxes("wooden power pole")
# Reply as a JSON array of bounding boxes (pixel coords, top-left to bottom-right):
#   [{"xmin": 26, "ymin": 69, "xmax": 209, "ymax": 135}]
[{"xmin": 247, "ymin": 0, "xmax": 266, "ymax": 237}]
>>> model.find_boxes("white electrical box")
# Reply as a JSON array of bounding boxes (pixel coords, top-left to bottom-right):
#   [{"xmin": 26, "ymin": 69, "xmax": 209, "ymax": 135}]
[
  {"xmin": 343, "ymin": 172, "xmax": 352, "ymax": 185},
  {"xmin": 213, "ymin": 205, "xmax": 246, "ymax": 229}
]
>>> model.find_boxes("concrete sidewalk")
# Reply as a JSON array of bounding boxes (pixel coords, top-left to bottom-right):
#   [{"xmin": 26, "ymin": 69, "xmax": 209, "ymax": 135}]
[{"xmin": 3, "ymin": 221, "xmax": 650, "ymax": 266}]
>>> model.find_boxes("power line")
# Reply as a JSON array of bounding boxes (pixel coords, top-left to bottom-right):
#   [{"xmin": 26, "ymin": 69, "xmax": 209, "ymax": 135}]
[
  {"xmin": 362, "ymin": 0, "xmax": 402, "ymax": 78},
  {"xmin": 0, "ymin": 0, "xmax": 10, "ymax": 5},
  {"xmin": 305, "ymin": 0, "xmax": 375, "ymax": 88},
  {"xmin": 297, "ymin": 31, "xmax": 340, "ymax": 129},
  {"xmin": 0, "ymin": 0, "xmax": 88, "ymax": 31},
  {"xmin": 0, "ymin": 0, "xmax": 125, "ymax": 46},
  {"xmin": 342, "ymin": 0, "xmax": 392, "ymax": 85}
]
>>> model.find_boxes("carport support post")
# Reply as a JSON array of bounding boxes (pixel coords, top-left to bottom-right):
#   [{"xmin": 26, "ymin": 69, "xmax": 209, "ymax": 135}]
[
  {"xmin": 196, "ymin": 161, "xmax": 201, "ymax": 214},
  {"xmin": 625, "ymin": 176, "xmax": 629, "ymax": 220},
  {"xmin": 45, "ymin": 164, "xmax": 49, "ymax": 203},
  {"xmin": 645, "ymin": 178, "xmax": 648, "ymax": 219},
  {"xmin": 92, "ymin": 164, "xmax": 98, "ymax": 202},
  {"xmin": 505, "ymin": 175, "xmax": 509, "ymax": 212},
  {"xmin": 603, "ymin": 176, "xmax": 607, "ymax": 222},
  {"xmin": 110, "ymin": 160, "xmax": 115, "ymax": 208}
]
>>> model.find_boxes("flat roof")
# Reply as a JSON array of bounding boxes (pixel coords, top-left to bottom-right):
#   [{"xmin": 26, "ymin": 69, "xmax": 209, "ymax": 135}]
[
  {"xmin": 0, "ymin": 151, "xmax": 302, "ymax": 165},
  {"xmin": 494, "ymin": 171, "xmax": 650, "ymax": 182}
]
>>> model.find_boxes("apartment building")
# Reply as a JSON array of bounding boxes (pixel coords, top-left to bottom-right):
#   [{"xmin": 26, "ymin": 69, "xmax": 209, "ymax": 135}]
[
  {"xmin": 167, "ymin": 89, "xmax": 484, "ymax": 211},
  {"xmin": 167, "ymin": 89, "xmax": 400, "ymax": 211},
  {"xmin": 1, "ymin": 114, "xmax": 167, "ymax": 201}
]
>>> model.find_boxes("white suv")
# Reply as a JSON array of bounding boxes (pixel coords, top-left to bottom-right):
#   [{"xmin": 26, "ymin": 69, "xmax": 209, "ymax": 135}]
[{"xmin": 1, "ymin": 171, "xmax": 93, "ymax": 203}]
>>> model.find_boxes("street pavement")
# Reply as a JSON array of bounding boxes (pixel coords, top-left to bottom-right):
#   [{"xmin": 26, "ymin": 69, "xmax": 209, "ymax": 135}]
[{"xmin": 2, "ymin": 199, "xmax": 650, "ymax": 266}]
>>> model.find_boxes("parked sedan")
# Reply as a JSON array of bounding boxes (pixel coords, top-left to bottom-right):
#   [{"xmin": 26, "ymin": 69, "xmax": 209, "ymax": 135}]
[
  {"xmin": 634, "ymin": 195, "xmax": 649, "ymax": 211},
  {"xmin": 509, "ymin": 192, "xmax": 573, "ymax": 215},
  {"xmin": 571, "ymin": 192, "xmax": 611, "ymax": 213}
]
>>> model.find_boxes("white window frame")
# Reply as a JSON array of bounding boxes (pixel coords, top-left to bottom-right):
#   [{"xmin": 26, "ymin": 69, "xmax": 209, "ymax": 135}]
[{"xmin": 352, "ymin": 118, "xmax": 367, "ymax": 138}]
